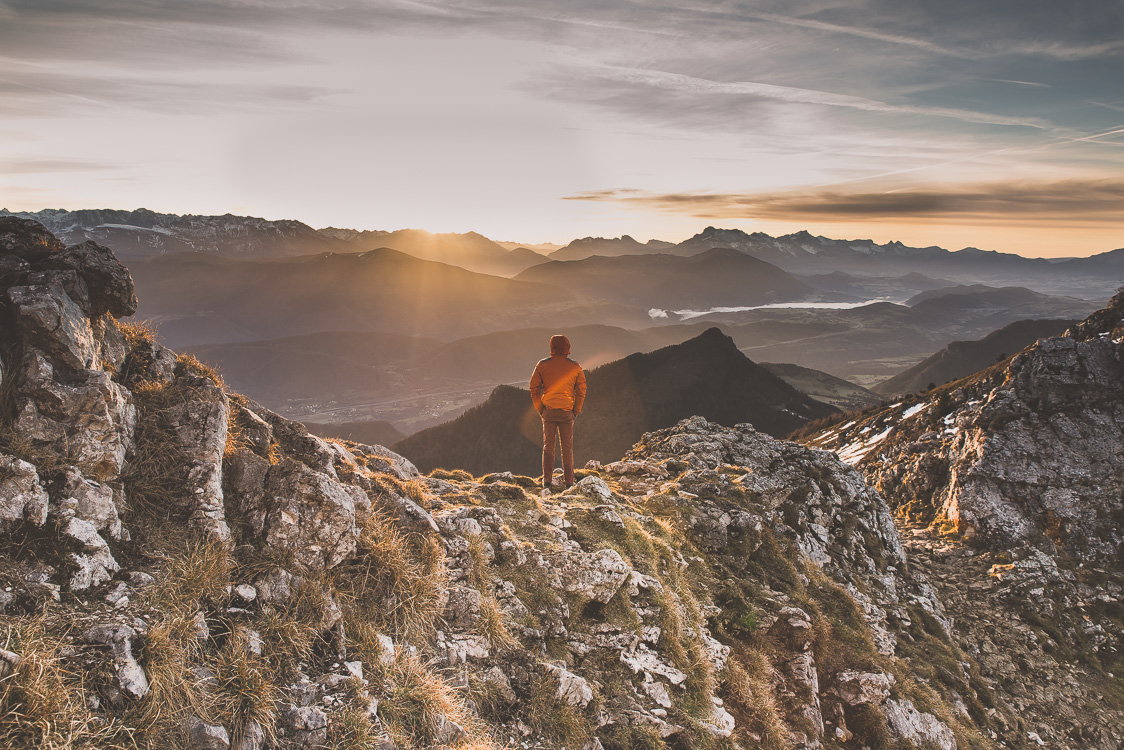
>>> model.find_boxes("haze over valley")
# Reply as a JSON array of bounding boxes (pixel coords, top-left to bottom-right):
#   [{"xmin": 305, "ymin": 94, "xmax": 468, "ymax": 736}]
[{"xmin": 2, "ymin": 207, "xmax": 1111, "ymax": 435}]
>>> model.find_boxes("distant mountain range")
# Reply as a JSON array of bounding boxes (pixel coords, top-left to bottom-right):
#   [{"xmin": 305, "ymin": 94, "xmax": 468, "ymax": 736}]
[
  {"xmin": 871, "ymin": 318, "xmax": 1077, "ymax": 396},
  {"xmin": 1, "ymin": 207, "xmax": 348, "ymax": 259},
  {"xmin": 514, "ymin": 247, "xmax": 825, "ymax": 309},
  {"xmin": 8, "ymin": 208, "xmax": 1120, "ymax": 299},
  {"xmin": 317, "ymin": 227, "xmax": 549, "ymax": 275},
  {"xmin": 549, "ymin": 234, "xmax": 675, "ymax": 261},
  {"xmin": 393, "ymin": 327, "xmax": 837, "ymax": 475},
  {"xmin": 129, "ymin": 247, "xmax": 648, "ymax": 347}
]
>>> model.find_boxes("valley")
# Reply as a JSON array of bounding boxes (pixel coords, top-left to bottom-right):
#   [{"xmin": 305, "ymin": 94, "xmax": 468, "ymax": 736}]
[{"xmin": 1, "ymin": 215, "xmax": 1121, "ymax": 750}]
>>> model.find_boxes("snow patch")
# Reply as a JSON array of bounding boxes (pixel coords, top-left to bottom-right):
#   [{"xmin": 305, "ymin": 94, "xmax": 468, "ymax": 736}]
[
  {"xmin": 836, "ymin": 425, "xmax": 895, "ymax": 465},
  {"xmin": 901, "ymin": 403, "xmax": 926, "ymax": 419}
]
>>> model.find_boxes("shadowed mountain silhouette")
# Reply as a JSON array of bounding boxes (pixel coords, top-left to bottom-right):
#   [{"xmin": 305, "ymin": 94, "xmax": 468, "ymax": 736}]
[
  {"xmin": 393, "ymin": 327, "xmax": 837, "ymax": 475},
  {"xmin": 515, "ymin": 247, "xmax": 818, "ymax": 309},
  {"xmin": 872, "ymin": 318, "xmax": 1077, "ymax": 396},
  {"xmin": 129, "ymin": 248, "xmax": 649, "ymax": 347},
  {"xmin": 549, "ymin": 234, "xmax": 675, "ymax": 261}
]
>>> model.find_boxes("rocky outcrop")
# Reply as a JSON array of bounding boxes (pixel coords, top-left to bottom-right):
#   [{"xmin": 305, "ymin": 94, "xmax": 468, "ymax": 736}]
[
  {"xmin": 809, "ymin": 290, "xmax": 1123, "ymax": 562},
  {"xmin": 802, "ymin": 289, "xmax": 1124, "ymax": 749},
  {"xmin": 3, "ymin": 218, "xmax": 1118, "ymax": 749}
]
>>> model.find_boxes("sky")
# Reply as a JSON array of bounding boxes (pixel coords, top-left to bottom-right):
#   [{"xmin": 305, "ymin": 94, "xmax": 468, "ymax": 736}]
[{"xmin": 1, "ymin": 1, "xmax": 1122, "ymax": 257}]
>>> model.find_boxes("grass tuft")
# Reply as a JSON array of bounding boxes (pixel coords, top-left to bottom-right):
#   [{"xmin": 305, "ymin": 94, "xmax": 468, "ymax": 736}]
[
  {"xmin": 0, "ymin": 618, "xmax": 136, "ymax": 750},
  {"xmin": 337, "ymin": 513, "xmax": 445, "ymax": 641}
]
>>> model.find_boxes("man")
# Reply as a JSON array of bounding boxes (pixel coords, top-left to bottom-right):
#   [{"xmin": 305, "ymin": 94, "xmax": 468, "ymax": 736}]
[{"xmin": 529, "ymin": 334, "xmax": 587, "ymax": 491}]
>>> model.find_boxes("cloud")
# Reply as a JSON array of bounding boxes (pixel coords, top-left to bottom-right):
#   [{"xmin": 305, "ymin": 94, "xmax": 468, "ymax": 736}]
[
  {"xmin": 0, "ymin": 64, "xmax": 345, "ymax": 115},
  {"xmin": 1, "ymin": 157, "xmax": 113, "ymax": 174},
  {"xmin": 583, "ymin": 63, "xmax": 1054, "ymax": 129},
  {"xmin": 743, "ymin": 11, "xmax": 976, "ymax": 59},
  {"xmin": 566, "ymin": 179, "xmax": 1124, "ymax": 224}
]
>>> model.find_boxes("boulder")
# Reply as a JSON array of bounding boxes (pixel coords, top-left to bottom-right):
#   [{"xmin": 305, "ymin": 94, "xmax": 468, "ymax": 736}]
[
  {"xmin": 0, "ymin": 216, "xmax": 65, "ymax": 260},
  {"xmin": 8, "ymin": 280, "xmax": 99, "ymax": 372},
  {"xmin": 831, "ymin": 671, "xmax": 893, "ymax": 706},
  {"xmin": 62, "ymin": 517, "xmax": 120, "ymax": 590},
  {"xmin": 883, "ymin": 699, "xmax": 957, "ymax": 750},
  {"xmin": 47, "ymin": 240, "xmax": 138, "ymax": 317},
  {"xmin": 0, "ymin": 455, "xmax": 49, "ymax": 530},
  {"xmin": 545, "ymin": 663, "xmax": 594, "ymax": 708},
  {"xmin": 15, "ymin": 360, "xmax": 136, "ymax": 481},
  {"xmin": 260, "ymin": 459, "xmax": 370, "ymax": 569},
  {"xmin": 154, "ymin": 376, "xmax": 231, "ymax": 540},
  {"xmin": 83, "ymin": 624, "xmax": 148, "ymax": 700},
  {"xmin": 54, "ymin": 466, "xmax": 122, "ymax": 539},
  {"xmin": 550, "ymin": 547, "xmax": 632, "ymax": 604},
  {"xmin": 186, "ymin": 717, "xmax": 231, "ymax": 750}
]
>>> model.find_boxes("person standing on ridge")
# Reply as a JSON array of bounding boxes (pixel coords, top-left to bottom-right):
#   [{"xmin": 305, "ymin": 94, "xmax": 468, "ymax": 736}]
[{"xmin": 529, "ymin": 334, "xmax": 586, "ymax": 492}]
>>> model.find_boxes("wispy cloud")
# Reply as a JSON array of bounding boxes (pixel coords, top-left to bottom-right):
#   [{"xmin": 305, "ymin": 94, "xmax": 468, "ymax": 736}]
[
  {"xmin": 1, "ymin": 157, "xmax": 114, "ymax": 174},
  {"xmin": 566, "ymin": 179, "xmax": 1124, "ymax": 224},
  {"xmin": 585, "ymin": 63, "xmax": 1054, "ymax": 129},
  {"xmin": 746, "ymin": 11, "xmax": 976, "ymax": 59}
]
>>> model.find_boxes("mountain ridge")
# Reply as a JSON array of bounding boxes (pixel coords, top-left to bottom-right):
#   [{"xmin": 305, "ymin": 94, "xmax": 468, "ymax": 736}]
[{"xmin": 393, "ymin": 327, "xmax": 837, "ymax": 475}]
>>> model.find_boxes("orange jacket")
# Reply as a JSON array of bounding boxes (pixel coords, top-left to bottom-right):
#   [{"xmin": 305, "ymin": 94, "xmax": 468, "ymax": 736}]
[{"xmin": 530, "ymin": 355, "xmax": 587, "ymax": 413}]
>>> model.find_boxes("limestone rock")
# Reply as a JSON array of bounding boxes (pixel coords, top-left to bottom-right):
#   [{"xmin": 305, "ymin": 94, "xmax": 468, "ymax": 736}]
[
  {"xmin": 15, "ymin": 362, "xmax": 136, "ymax": 480},
  {"xmin": 83, "ymin": 624, "xmax": 148, "ymax": 700},
  {"xmin": 253, "ymin": 567, "xmax": 296, "ymax": 604},
  {"xmin": 550, "ymin": 547, "xmax": 632, "ymax": 604},
  {"xmin": 831, "ymin": 671, "xmax": 893, "ymax": 706},
  {"xmin": 54, "ymin": 467, "xmax": 122, "ymax": 539},
  {"xmin": 545, "ymin": 663, "xmax": 594, "ymax": 708},
  {"xmin": 48, "ymin": 240, "xmax": 138, "ymax": 317},
  {"xmin": 62, "ymin": 517, "xmax": 119, "ymax": 590},
  {"xmin": 260, "ymin": 459, "xmax": 370, "ymax": 569},
  {"xmin": 186, "ymin": 717, "xmax": 231, "ymax": 750},
  {"xmin": 355, "ymin": 443, "xmax": 420, "ymax": 481},
  {"xmin": 153, "ymin": 375, "xmax": 231, "ymax": 540},
  {"xmin": 233, "ymin": 720, "xmax": 265, "ymax": 750},
  {"xmin": 0, "ymin": 455, "xmax": 49, "ymax": 530},
  {"xmin": 0, "ymin": 216, "xmax": 65, "ymax": 260},
  {"xmin": 444, "ymin": 586, "xmax": 484, "ymax": 627},
  {"xmin": 8, "ymin": 280, "xmax": 99, "ymax": 372},
  {"xmin": 883, "ymin": 699, "xmax": 957, "ymax": 750},
  {"xmin": 482, "ymin": 666, "xmax": 517, "ymax": 704}
]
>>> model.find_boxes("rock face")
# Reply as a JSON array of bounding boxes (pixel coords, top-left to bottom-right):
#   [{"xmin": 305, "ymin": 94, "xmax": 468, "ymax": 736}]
[
  {"xmin": 809, "ymin": 290, "xmax": 1124, "ymax": 563},
  {"xmin": 802, "ymin": 289, "xmax": 1124, "ymax": 749},
  {"xmin": 2, "ymin": 219, "xmax": 1120, "ymax": 750}
]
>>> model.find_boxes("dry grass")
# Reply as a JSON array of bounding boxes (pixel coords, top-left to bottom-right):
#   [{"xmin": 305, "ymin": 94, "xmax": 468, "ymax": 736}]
[
  {"xmin": 174, "ymin": 353, "xmax": 224, "ymax": 388},
  {"xmin": 428, "ymin": 468, "xmax": 473, "ymax": 482},
  {"xmin": 209, "ymin": 630, "xmax": 279, "ymax": 750},
  {"xmin": 120, "ymin": 380, "xmax": 189, "ymax": 528},
  {"xmin": 133, "ymin": 613, "xmax": 203, "ymax": 745},
  {"xmin": 525, "ymin": 672, "xmax": 593, "ymax": 749},
  {"xmin": 145, "ymin": 538, "xmax": 233, "ymax": 617},
  {"xmin": 117, "ymin": 319, "xmax": 157, "ymax": 350},
  {"xmin": 375, "ymin": 651, "xmax": 496, "ymax": 749},
  {"xmin": 476, "ymin": 596, "xmax": 519, "ymax": 654},
  {"xmin": 0, "ymin": 618, "xmax": 136, "ymax": 750},
  {"xmin": 327, "ymin": 699, "xmax": 385, "ymax": 750},
  {"xmin": 337, "ymin": 513, "xmax": 445, "ymax": 641},
  {"xmin": 132, "ymin": 538, "xmax": 234, "ymax": 743},
  {"xmin": 256, "ymin": 572, "xmax": 340, "ymax": 673},
  {"xmin": 723, "ymin": 652, "xmax": 791, "ymax": 750}
]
